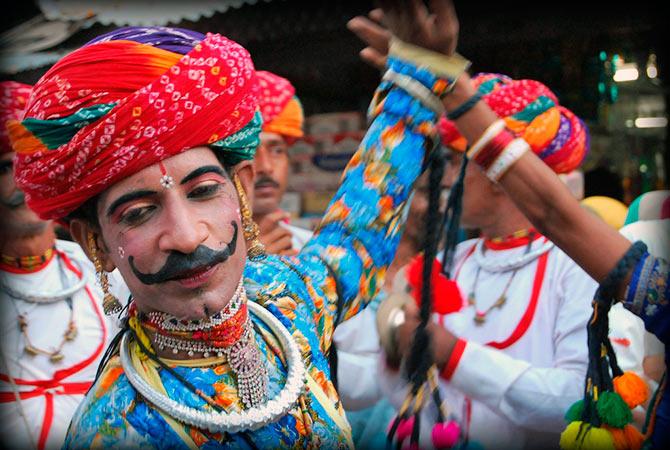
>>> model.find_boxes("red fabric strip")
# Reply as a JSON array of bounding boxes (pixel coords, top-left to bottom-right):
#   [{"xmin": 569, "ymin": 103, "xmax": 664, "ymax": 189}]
[
  {"xmin": 440, "ymin": 338, "xmax": 467, "ymax": 380},
  {"xmin": 37, "ymin": 392, "xmax": 53, "ymax": 450},
  {"xmin": 483, "ymin": 231, "xmax": 542, "ymax": 250},
  {"xmin": 486, "ymin": 249, "xmax": 549, "ymax": 349}
]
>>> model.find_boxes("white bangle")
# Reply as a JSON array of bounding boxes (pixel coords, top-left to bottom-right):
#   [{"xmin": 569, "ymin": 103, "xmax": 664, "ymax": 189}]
[
  {"xmin": 466, "ymin": 119, "xmax": 506, "ymax": 160},
  {"xmin": 486, "ymin": 138, "xmax": 530, "ymax": 182},
  {"xmin": 382, "ymin": 68, "xmax": 445, "ymax": 116}
]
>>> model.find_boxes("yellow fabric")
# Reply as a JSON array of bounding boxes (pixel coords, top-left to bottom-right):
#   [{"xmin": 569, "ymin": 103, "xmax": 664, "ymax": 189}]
[
  {"xmin": 305, "ymin": 373, "xmax": 354, "ymax": 449},
  {"xmin": 129, "ymin": 341, "xmax": 200, "ymax": 450},
  {"xmin": 262, "ymin": 96, "xmax": 304, "ymax": 138},
  {"xmin": 581, "ymin": 196, "xmax": 629, "ymax": 230}
]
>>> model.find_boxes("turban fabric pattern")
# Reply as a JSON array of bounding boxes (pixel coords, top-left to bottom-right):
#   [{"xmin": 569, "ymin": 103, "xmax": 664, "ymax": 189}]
[
  {"xmin": 256, "ymin": 70, "xmax": 304, "ymax": 138},
  {"xmin": 438, "ymin": 73, "xmax": 589, "ymax": 174},
  {"xmin": 9, "ymin": 27, "xmax": 261, "ymax": 220},
  {"xmin": 0, "ymin": 81, "xmax": 32, "ymax": 154}
]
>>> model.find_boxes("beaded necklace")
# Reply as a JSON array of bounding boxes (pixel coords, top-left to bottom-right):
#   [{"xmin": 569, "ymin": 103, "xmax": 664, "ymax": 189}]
[
  {"xmin": 468, "ymin": 229, "xmax": 538, "ymax": 325},
  {"xmin": 136, "ymin": 279, "xmax": 268, "ymax": 409},
  {"xmin": 0, "ymin": 246, "xmax": 55, "ymax": 272},
  {"xmin": 4, "ymin": 250, "xmax": 80, "ymax": 363}
]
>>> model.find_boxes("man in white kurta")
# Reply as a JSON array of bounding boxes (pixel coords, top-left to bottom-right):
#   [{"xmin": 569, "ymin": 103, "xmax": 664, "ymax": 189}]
[
  {"xmin": 381, "ymin": 149, "xmax": 597, "ymax": 449},
  {"xmin": 0, "ymin": 80, "xmax": 115, "ymax": 450},
  {"xmin": 0, "ymin": 240, "xmax": 115, "ymax": 450}
]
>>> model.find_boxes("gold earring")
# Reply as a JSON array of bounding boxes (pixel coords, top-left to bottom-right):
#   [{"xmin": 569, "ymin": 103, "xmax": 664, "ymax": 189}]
[
  {"xmin": 232, "ymin": 172, "xmax": 266, "ymax": 261},
  {"xmin": 88, "ymin": 232, "xmax": 123, "ymax": 315}
]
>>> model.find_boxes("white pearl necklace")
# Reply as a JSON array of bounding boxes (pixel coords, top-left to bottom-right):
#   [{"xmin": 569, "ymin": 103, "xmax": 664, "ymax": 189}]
[
  {"xmin": 473, "ymin": 238, "xmax": 554, "ymax": 273},
  {"xmin": 120, "ymin": 301, "xmax": 306, "ymax": 433}
]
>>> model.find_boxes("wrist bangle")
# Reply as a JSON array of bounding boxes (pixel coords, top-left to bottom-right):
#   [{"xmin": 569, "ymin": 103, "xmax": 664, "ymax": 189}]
[
  {"xmin": 446, "ymin": 90, "xmax": 484, "ymax": 120},
  {"xmin": 474, "ymin": 128, "xmax": 515, "ymax": 170},
  {"xmin": 382, "ymin": 68, "xmax": 445, "ymax": 116},
  {"xmin": 466, "ymin": 119, "xmax": 506, "ymax": 159},
  {"xmin": 485, "ymin": 138, "xmax": 530, "ymax": 182}
]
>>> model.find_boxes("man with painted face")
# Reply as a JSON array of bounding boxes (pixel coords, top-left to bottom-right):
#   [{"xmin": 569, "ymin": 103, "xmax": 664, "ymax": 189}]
[
  {"xmin": 8, "ymin": 4, "xmax": 471, "ymax": 446},
  {"xmin": 0, "ymin": 81, "xmax": 115, "ymax": 450},
  {"xmin": 252, "ymin": 70, "xmax": 311, "ymax": 255}
]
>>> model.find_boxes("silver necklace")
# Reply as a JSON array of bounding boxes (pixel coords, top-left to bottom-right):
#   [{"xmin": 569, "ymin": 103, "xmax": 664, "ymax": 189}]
[
  {"xmin": 0, "ymin": 255, "xmax": 86, "ymax": 303},
  {"xmin": 473, "ymin": 238, "xmax": 554, "ymax": 273},
  {"xmin": 146, "ymin": 278, "xmax": 245, "ymax": 331},
  {"xmin": 120, "ymin": 300, "xmax": 306, "ymax": 433}
]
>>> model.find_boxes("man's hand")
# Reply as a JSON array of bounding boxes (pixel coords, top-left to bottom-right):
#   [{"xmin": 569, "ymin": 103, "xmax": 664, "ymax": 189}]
[
  {"xmin": 256, "ymin": 210, "xmax": 298, "ymax": 256},
  {"xmin": 348, "ymin": 0, "xmax": 459, "ymax": 70},
  {"xmin": 394, "ymin": 301, "xmax": 458, "ymax": 371}
]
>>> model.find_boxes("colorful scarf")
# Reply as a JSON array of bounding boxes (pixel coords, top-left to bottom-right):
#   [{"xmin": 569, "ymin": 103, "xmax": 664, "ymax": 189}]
[
  {"xmin": 0, "ymin": 81, "xmax": 32, "ymax": 154},
  {"xmin": 8, "ymin": 26, "xmax": 261, "ymax": 220},
  {"xmin": 256, "ymin": 71, "xmax": 304, "ymax": 138},
  {"xmin": 438, "ymin": 73, "xmax": 589, "ymax": 174}
]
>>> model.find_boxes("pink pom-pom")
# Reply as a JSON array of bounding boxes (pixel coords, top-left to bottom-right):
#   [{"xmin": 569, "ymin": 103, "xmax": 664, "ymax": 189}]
[
  {"xmin": 431, "ymin": 421, "xmax": 461, "ymax": 448},
  {"xmin": 396, "ymin": 417, "xmax": 416, "ymax": 442}
]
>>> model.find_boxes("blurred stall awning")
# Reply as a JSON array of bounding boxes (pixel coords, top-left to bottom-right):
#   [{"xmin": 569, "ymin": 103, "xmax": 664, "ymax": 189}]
[{"xmin": 36, "ymin": 0, "xmax": 270, "ymax": 27}]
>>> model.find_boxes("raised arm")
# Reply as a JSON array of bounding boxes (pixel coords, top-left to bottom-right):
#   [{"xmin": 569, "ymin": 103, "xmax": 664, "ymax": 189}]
[{"xmin": 300, "ymin": 0, "xmax": 467, "ymax": 325}]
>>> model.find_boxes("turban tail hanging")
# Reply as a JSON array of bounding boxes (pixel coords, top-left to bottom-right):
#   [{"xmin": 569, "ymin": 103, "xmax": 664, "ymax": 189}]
[
  {"xmin": 9, "ymin": 27, "xmax": 261, "ymax": 220},
  {"xmin": 0, "ymin": 81, "xmax": 32, "ymax": 154},
  {"xmin": 438, "ymin": 73, "xmax": 589, "ymax": 174},
  {"xmin": 256, "ymin": 70, "xmax": 304, "ymax": 139}
]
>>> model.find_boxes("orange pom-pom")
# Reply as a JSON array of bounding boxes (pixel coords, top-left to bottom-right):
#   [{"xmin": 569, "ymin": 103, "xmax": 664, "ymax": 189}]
[
  {"xmin": 623, "ymin": 424, "xmax": 644, "ymax": 450},
  {"xmin": 613, "ymin": 372, "xmax": 649, "ymax": 409},
  {"xmin": 603, "ymin": 426, "xmax": 627, "ymax": 450}
]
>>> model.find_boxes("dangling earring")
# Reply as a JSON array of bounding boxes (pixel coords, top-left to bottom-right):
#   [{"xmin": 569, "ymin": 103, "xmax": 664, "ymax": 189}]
[
  {"xmin": 232, "ymin": 172, "xmax": 266, "ymax": 261},
  {"xmin": 88, "ymin": 232, "xmax": 123, "ymax": 315}
]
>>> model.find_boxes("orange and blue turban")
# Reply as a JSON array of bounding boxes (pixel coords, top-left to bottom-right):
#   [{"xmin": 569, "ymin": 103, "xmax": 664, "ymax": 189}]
[
  {"xmin": 438, "ymin": 73, "xmax": 589, "ymax": 174},
  {"xmin": 0, "ymin": 81, "xmax": 32, "ymax": 154},
  {"xmin": 8, "ymin": 27, "xmax": 261, "ymax": 220},
  {"xmin": 256, "ymin": 71, "xmax": 304, "ymax": 139}
]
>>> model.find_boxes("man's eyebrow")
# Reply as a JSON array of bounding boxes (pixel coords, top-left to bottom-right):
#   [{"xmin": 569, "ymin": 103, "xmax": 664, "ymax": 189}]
[
  {"xmin": 180, "ymin": 165, "xmax": 226, "ymax": 185},
  {"xmin": 106, "ymin": 190, "xmax": 157, "ymax": 217}
]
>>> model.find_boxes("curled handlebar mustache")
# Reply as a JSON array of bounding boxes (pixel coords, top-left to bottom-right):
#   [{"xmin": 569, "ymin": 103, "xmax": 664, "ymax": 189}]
[{"xmin": 128, "ymin": 221, "xmax": 238, "ymax": 285}]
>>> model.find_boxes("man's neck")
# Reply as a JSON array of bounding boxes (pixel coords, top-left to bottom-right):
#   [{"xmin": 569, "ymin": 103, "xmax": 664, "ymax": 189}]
[
  {"xmin": 478, "ymin": 203, "xmax": 534, "ymax": 240},
  {"xmin": 1, "ymin": 226, "xmax": 56, "ymax": 258}
]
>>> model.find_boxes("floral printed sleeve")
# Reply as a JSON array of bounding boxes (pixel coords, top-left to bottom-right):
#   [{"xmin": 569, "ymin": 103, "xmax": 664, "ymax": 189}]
[
  {"xmin": 622, "ymin": 254, "xmax": 669, "ymax": 344},
  {"xmin": 298, "ymin": 56, "xmax": 451, "ymax": 328}
]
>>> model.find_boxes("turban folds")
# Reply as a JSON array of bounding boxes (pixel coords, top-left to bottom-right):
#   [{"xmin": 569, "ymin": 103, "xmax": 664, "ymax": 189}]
[
  {"xmin": 0, "ymin": 81, "xmax": 32, "ymax": 154},
  {"xmin": 256, "ymin": 71, "xmax": 304, "ymax": 139},
  {"xmin": 9, "ymin": 27, "xmax": 261, "ymax": 220},
  {"xmin": 439, "ymin": 73, "xmax": 588, "ymax": 174}
]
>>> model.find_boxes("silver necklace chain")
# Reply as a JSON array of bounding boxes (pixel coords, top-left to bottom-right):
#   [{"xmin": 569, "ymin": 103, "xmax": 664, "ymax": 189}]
[
  {"xmin": 120, "ymin": 300, "xmax": 306, "ymax": 434},
  {"xmin": 473, "ymin": 238, "xmax": 554, "ymax": 273},
  {"xmin": 0, "ymin": 254, "xmax": 86, "ymax": 303}
]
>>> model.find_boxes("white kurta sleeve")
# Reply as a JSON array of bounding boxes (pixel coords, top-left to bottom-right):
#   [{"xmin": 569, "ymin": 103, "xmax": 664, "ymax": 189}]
[{"xmin": 445, "ymin": 255, "xmax": 595, "ymax": 431}]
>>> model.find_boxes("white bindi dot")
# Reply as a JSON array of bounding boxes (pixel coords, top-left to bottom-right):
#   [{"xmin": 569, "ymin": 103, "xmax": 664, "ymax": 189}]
[{"xmin": 118, "ymin": 247, "xmax": 125, "ymax": 259}]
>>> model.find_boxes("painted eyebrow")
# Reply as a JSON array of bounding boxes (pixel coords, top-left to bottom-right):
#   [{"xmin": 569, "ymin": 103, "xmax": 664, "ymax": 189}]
[
  {"xmin": 180, "ymin": 165, "xmax": 226, "ymax": 185},
  {"xmin": 106, "ymin": 190, "xmax": 157, "ymax": 218}
]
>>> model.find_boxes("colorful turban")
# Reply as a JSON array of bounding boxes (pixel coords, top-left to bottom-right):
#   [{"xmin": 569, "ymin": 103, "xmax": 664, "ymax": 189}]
[
  {"xmin": 256, "ymin": 71, "xmax": 304, "ymax": 139},
  {"xmin": 581, "ymin": 196, "xmax": 628, "ymax": 230},
  {"xmin": 0, "ymin": 81, "xmax": 32, "ymax": 154},
  {"xmin": 624, "ymin": 190, "xmax": 670, "ymax": 225},
  {"xmin": 438, "ymin": 73, "xmax": 589, "ymax": 174},
  {"xmin": 8, "ymin": 26, "xmax": 261, "ymax": 220}
]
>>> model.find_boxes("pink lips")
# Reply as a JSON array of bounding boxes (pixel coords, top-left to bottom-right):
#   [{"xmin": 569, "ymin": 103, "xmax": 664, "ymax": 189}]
[{"xmin": 173, "ymin": 264, "xmax": 218, "ymax": 289}]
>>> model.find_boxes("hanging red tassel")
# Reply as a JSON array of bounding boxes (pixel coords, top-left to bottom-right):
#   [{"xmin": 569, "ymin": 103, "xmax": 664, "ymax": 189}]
[{"xmin": 407, "ymin": 254, "xmax": 464, "ymax": 315}]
